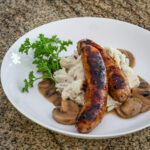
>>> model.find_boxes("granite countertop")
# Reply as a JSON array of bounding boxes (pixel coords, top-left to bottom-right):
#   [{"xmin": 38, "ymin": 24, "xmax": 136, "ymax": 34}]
[{"xmin": 0, "ymin": 0, "xmax": 150, "ymax": 149}]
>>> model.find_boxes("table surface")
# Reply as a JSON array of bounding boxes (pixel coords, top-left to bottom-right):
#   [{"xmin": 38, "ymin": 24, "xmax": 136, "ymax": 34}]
[{"xmin": 0, "ymin": 0, "xmax": 150, "ymax": 149}]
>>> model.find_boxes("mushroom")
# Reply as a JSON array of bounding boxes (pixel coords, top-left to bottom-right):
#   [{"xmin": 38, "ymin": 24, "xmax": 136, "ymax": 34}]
[
  {"xmin": 52, "ymin": 100, "xmax": 79, "ymax": 125},
  {"xmin": 140, "ymin": 95, "xmax": 150, "ymax": 112},
  {"xmin": 38, "ymin": 80, "xmax": 55, "ymax": 96},
  {"xmin": 116, "ymin": 95, "xmax": 150, "ymax": 118},
  {"xmin": 118, "ymin": 49, "xmax": 136, "ymax": 68},
  {"xmin": 138, "ymin": 76, "xmax": 150, "ymax": 89},
  {"xmin": 116, "ymin": 77, "xmax": 150, "ymax": 118},
  {"xmin": 115, "ymin": 96, "xmax": 142, "ymax": 118},
  {"xmin": 38, "ymin": 80, "xmax": 61, "ymax": 106},
  {"xmin": 132, "ymin": 87, "xmax": 150, "ymax": 97},
  {"xmin": 47, "ymin": 92, "xmax": 62, "ymax": 106},
  {"xmin": 132, "ymin": 76, "xmax": 150, "ymax": 98}
]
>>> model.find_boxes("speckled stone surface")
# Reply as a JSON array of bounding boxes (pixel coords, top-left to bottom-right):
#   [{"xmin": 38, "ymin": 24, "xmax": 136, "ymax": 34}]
[{"xmin": 0, "ymin": 0, "xmax": 150, "ymax": 149}]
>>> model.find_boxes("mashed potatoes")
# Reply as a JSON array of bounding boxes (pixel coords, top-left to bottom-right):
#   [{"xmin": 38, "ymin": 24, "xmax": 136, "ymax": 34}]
[
  {"xmin": 54, "ymin": 47, "xmax": 140, "ymax": 111},
  {"xmin": 54, "ymin": 52, "xmax": 85, "ymax": 105}
]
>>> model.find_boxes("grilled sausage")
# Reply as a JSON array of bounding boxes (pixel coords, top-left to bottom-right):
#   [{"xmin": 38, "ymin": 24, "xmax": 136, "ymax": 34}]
[
  {"xmin": 77, "ymin": 39, "xmax": 130, "ymax": 102},
  {"xmin": 76, "ymin": 45, "xmax": 108, "ymax": 133}
]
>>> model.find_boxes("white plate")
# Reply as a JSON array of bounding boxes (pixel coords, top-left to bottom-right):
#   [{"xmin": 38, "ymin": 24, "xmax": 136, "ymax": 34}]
[{"xmin": 1, "ymin": 17, "xmax": 150, "ymax": 139}]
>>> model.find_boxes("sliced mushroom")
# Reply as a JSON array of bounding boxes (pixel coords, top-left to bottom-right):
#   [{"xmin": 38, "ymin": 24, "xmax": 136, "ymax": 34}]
[
  {"xmin": 115, "ymin": 96, "xmax": 142, "ymax": 118},
  {"xmin": 38, "ymin": 80, "xmax": 61, "ymax": 106},
  {"xmin": 132, "ymin": 87, "xmax": 150, "ymax": 97},
  {"xmin": 132, "ymin": 76, "xmax": 150, "ymax": 99},
  {"xmin": 38, "ymin": 80, "xmax": 56, "ymax": 96},
  {"xmin": 118, "ymin": 49, "xmax": 136, "ymax": 68},
  {"xmin": 47, "ymin": 92, "xmax": 62, "ymax": 106},
  {"xmin": 116, "ymin": 94, "xmax": 150, "ymax": 118},
  {"xmin": 52, "ymin": 100, "xmax": 79, "ymax": 125},
  {"xmin": 116, "ymin": 78, "xmax": 150, "ymax": 118},
  {"xmin": 140, "ymin": 96, "xmax": 150, "ymax": 112},
  {"xmin": 138, "ymin": 76, "xmax": 150, "ymax": 89}
]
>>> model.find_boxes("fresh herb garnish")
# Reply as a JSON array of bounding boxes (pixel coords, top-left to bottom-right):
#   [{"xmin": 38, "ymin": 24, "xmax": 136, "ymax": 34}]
[{"xmin": 19, "ymin": 34, "xmax": 72, "ymax": 92}]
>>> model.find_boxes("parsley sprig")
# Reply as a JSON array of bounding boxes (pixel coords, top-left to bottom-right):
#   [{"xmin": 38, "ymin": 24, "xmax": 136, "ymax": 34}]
[{"xmin": 19, "ymin": 34, "xmax": 72, "ymax": 92}]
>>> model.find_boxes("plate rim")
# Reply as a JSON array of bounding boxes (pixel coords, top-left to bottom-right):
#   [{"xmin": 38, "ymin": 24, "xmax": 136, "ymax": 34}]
[{"xmin": 1, "ymin": 17, "xmax": 150, "ymax": 139}]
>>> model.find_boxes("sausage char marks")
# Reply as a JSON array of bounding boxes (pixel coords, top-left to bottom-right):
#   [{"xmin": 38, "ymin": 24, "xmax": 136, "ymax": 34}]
[
  {"xmin": 76, "ymin": 45, "xmax": 108, "ymax": 133},
  {"xmin": 77, "ymin": 39, "xmax": 131, "ymax": 102}
]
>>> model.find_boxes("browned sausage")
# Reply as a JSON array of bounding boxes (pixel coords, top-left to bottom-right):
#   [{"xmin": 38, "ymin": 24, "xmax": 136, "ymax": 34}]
[
  {"xmin": 77, "ymin": 39, "xmax": 130, "ymax": 102},
  {"xmin": 76, "ymin": 45, "xmax": 108, "ymax": 133}
]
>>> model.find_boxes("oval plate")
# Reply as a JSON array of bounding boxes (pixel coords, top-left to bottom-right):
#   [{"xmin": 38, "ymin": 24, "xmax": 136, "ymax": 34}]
[{"xmin": 1, "ymin": 17, "xmax": 150, "ymax": 139}]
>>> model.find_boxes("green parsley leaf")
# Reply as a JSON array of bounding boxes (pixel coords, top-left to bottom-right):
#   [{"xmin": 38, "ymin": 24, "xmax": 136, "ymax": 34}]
[
  {"xmin": 19, "ymin": 38, "xmax": 31, "ymax": 54},
  {"xmin": 19, "ymin": 34, "xmax": 72, "ymax": 92},
  {"xmin": 22, "ymin": 71, "xmax": 36, "ymax": 92}
]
